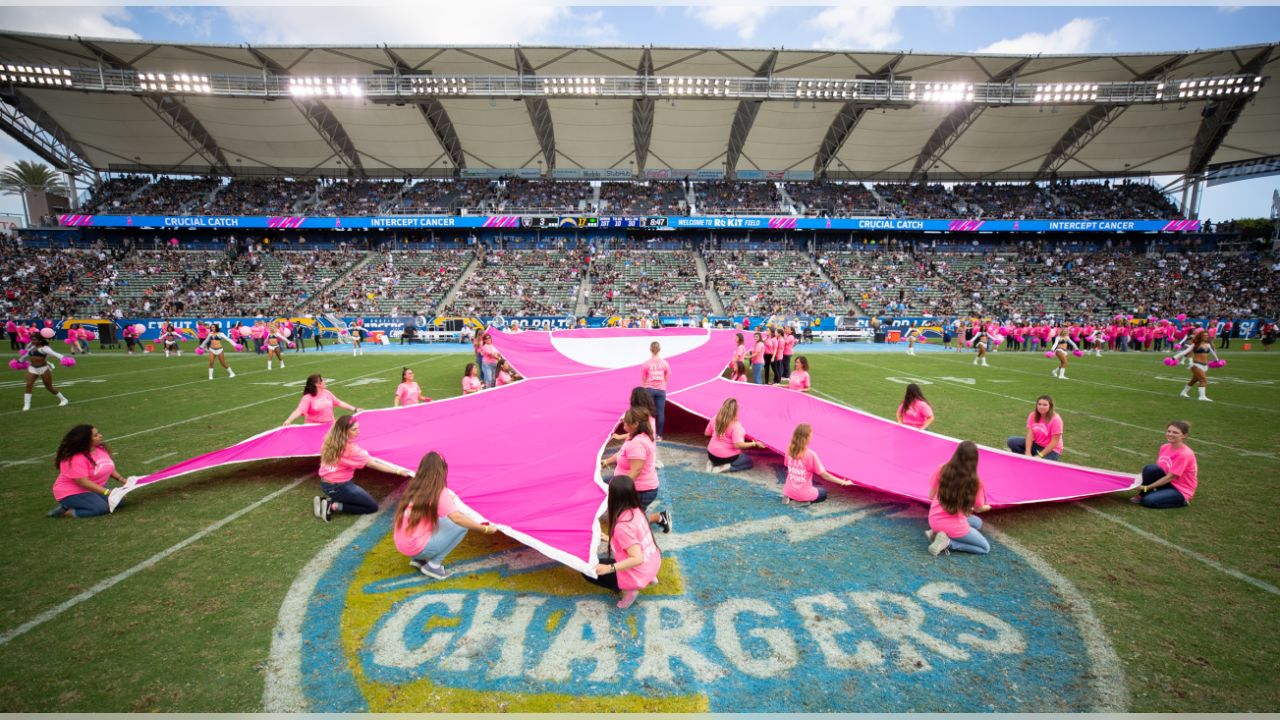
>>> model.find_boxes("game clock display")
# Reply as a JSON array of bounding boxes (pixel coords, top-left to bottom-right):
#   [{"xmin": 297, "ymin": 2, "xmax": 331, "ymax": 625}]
[{"xmin": 519, "ymin": 216, "xmax": 668, "ymax": 229}]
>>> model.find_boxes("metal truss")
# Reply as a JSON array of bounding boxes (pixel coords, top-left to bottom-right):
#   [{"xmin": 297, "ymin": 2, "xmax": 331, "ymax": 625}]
[
  {"xmin": 0, "ymin": 91, "xmax": 94, "ymax": 177},
  {"xmin": 515, "ymin": 50, "xmax": 557, "ymax": 171},
  {"xmin": 382, "ymin": 48, "xmax": 466, "ymax": 172},
  {"xmin": 909, "ymin": 59, "xmax": 1030, "ymax": 182},
  {"xmin": 1187, "ymin": 46, "xmax": 1274, "ymax": 175},
  {"xmin": 77, "ymin": 39, "xmax": 231, "ymax": 175},
  {"xmin": 725, "ymin": 51, "xmax": 777, "ymax": 177},
  {"xmin": 632, "ymin": 49, "xmax": 654, "ymax": 173},
  {"xmin": 813, "ymin": 55, "xmax": 903, "ymax": 177},
  {"xmin": 248, "ymin": 48, "xmax": 365, "ymax": 178}
]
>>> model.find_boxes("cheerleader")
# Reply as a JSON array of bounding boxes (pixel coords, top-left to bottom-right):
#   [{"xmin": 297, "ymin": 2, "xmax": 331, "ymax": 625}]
[
  {"xmin": 264, "ymin": 322, "xmax": 288, "ymax": 371},
  {"xmin": 1088, "ymin": 326, "xmax": 1106, "ymax": 357},
  {"xmin": 350, "ymin": 320, "xmax": 365, "ymax": 357},
  {"xmin": 970, "ymin": 327, "xmax": 991, "ymax": 367},
  {"xmin": 1049, "ymin": 331, "xmax": 1079, "ymax": 380},
  {"xmin": 1173, "ymin": 330, "xmax": 1219, "ymax": 401},
  {"xmin": 159, "ymin": 323, "xmax": 183, "ymax": 357},
  {"xmin": 394, "ymin": 367, "xmax": 428, "ymax": 407},
  {"xmin": 19, "ymin": 334, "xmax": 70, "ymax": 411},
  {"xmin": 905, "ymin": 326, "xmax": 921, "ymax": 356},
  {"xmin": 199, "ymin": 323, "xmax": 237, "ymax": 380}
]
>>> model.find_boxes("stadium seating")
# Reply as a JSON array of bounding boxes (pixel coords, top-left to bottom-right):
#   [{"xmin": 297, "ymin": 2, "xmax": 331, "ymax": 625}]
[
  {"xmin": 313, "ymin": 248, "xmax": 471, "ymax": 316},
  {"xmin": 446, "ymin": 249, "xmax": 585, "ymax": 317},
  {"xmin": 586, "ymin": 250, "xmax": 710, "ymax": 318},
  {"xmin": 704, "ymin": 249, "xmax": 845, "ymax": 317}
]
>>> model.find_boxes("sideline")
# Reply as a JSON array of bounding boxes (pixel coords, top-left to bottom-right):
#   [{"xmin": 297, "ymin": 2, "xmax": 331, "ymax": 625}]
[{"xmin": 0, "ymin": 476, "xmax": 309, "ymax": 647}]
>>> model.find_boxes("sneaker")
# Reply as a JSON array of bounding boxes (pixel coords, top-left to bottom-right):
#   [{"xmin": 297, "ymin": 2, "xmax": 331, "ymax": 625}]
[
  {"xmin": 928, "ymin": 532, "xmax": 951, "ymax": 556},
  {"xmin": 924, "ymin": 528, "xmax": 936, "ymax": 541},
  {"xmin": 228, "ymin": 370, "xmax": 236, "ymax": 378},
  {"xmin": 711, "ymin": 463, "xmax": 731, "ymax": 474},
  {"xmin": 58, "ymin": 396, "xmax": 69, "ymax": 406},
  {"xmin": 409, "ymin": 558, "xmax": 424, "ymax": 570},
  {"xmin": 657, "ymin": 510, "xmax": 672, "ymax": 534},
  {"xmin": 1197, "ymin": 397, "xmax": 1213, "ymax": 402},
  {"xmin": 420, "ymin": 561, "xmax": 451, "ymax": 579},
  {"xmin": 46, "ymin": 504, "xmax": 66, "ymax": 518},
  {"xmin": 312, "ymin": 496, "xmax": 325, "ymax": 520},
  {"xmin": 323, "ymin": 498, "xmax": 334, "ymax": 522},
  {"xmin": 704, "ymin": 460, "xmax": 714, "ymax": 473}
]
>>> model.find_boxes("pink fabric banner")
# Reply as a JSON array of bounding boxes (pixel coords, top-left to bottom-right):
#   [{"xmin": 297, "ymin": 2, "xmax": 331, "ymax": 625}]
[{"xmin": 667, "ymin": 378, "xmax": 1137, "ymax": 507}]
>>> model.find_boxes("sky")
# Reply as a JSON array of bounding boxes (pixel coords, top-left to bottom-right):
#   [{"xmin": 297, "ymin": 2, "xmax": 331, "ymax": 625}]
[{"xmin": 0, "ymin": 3, "xmax": 1277, "ymax": 221}]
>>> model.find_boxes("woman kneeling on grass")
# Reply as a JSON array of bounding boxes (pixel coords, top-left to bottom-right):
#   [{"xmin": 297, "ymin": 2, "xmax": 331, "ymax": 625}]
[
  {"xmin": 314, "ymin": 415, "xmax": 412, "ymax": 522},
  {"xmin": 783, "ymin": 423, "xmax": 852, "ymax": 506},
  {"xmin": 926, "ymin": 441, "xmax": 992, "ymax": 556},
  {"xmin": 394, "ymin": 451, "xmax": 497, "ymax": 579},
  {"xmin": 47, "ymin": 425, "xmax": 130, "ymax": 518},
  {"xmin": 583, "ymin": 474, "xmax": 662, "ymax": 609},
  {"xmin": 1131, "ymin": 421, "xmax": 1198, "ymax": 509},
  {"xmin": 704, "ymin": 397, "xmax": 765, "ymax": 474}
]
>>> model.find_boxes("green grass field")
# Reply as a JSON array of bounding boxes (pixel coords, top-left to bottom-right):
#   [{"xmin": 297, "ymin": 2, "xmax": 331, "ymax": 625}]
[{"xmin": 0, "ymin": 342, "xmax": 1276, "ymax": 711}]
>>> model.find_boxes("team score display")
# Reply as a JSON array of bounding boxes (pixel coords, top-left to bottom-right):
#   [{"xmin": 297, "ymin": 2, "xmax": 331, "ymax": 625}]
[{"xmin": 519, "ymin": 216, "xmax": 668, "ymax": 229}]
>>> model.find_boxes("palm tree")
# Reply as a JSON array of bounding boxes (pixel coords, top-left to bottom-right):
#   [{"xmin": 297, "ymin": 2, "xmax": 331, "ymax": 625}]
[{"xmin": 0, "ymin": 160, "xmax": 68, "ymax": 225}]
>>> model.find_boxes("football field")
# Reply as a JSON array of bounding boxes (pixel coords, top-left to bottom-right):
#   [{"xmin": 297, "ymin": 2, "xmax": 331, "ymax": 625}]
[{"xmin": 1, "ymin": 341, "xmax": 1276, "ymax": 712}]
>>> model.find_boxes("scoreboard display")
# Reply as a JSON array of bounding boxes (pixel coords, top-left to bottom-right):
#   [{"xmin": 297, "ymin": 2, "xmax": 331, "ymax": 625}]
[{"xmin": 520, "ymin": 216, "xmax": 668, "ymax": 229}]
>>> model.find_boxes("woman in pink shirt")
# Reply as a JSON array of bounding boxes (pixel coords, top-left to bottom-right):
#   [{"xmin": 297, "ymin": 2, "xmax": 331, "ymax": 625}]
[
  {"xmin": 461, "ymin": 363, "xmax": 484, "ymax": 394},
  {"xmin": 1132, "ymin": 420, "xmax": 1197, "ymax": 509},
  {"xmin": 704, "ymin": 397, "xmax": 765, "ymax": 474},
  {"xmin": 731, "ymin": 332, "xmax": 748, "ymax": 372},
  {"xmin": 47, "ymin": 424, "xmax": 130, "ymax": 518},
  {"xmin": 762, "ymin": 329, "xmax": 778, "ymax": 385},
  {"xmin": 787, "ymin": 356, "xmax": 812, "ymax": 392},
  {"xmin": 314, "ymin": 415, "xmax": 412, "ymax": 522},
  {"xmin": 495, "ymin": 359, "xmax": 516, "ymax": 387},
  {"xmin": 479, "ymin": 335, "xmax": 502, "ymax": 388},
  {"xmin": 283, "ymin": 374, "xmax": 360, "ymax": 426},
  {"xmin": 925, "ymin": 441, "xmax": 991, "ymax": 555},
  {"xmin": 782, "ymin": 423, "xmax": 851, "ymax": 506},
  {"xmin": 750, "ymin": 332, "xmax": 766, "ymax": 384},
  {"xmin": 583, "ymin": 474, "xmax": 663, "ymax": 609},
  {"xmin": 728, "ymin": 360, "xmax": 748, "ymax": 383},
  {"xmin": 781, "ymin": 327, "xmax": 798, "ymax": 380},
  {"xmin": 640, "ymin": 341, "xmax": 670, "ymax": 438},
  {"xmin": 896, "ymin": 383, "xmax": 934, "ymax": 431},
  {"xmin": 601, "ymin": 407, "xmax": 671, "ymax": 533},
  {"xmin": 394, "ymin": 451, "xmax": 497, "ymax": 579},
  {"xmin": 394, "ymin": 368, "xmax": 428, "ymax": 407},
  {"xmin": 1006, "ymin": 395, "xmax": 1063, "ymax": 461}
]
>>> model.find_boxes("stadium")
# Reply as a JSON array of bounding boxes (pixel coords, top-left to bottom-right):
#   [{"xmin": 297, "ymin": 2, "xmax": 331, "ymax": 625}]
[{"xmin": 1, "ymin": 25, "xmax": 1278, "ymax": 713}]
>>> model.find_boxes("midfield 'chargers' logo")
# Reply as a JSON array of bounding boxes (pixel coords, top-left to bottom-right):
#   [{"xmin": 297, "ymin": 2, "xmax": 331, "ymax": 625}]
[{"xmin": 278, "ymin": 450, "xmax": 1124, "ymax": 712}]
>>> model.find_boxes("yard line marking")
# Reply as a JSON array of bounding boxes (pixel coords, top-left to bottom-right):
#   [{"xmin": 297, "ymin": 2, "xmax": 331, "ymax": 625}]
[
  {"xmin": 826, "ymin": 355, "xmax": 1280, "ymax": 463},
  {"xmin": 9, "ymin": 357, "xmax": 437, "ymax": 466},
  {"xmin": 144, "ymin": 451, "xmax": 178, "ymax": 465},
  {"xmin": 1111, "ymin": 447, "xmax": 1144, "ymax": 457},
  {"xmin": 1074, "ymin": 503, "xmax": 1280, "ymax": 597},
  {"xmin": 0, "ymin": 476, "xmax": 309, "ymax": 647},
  {"xmin": 0, "ymin": 459, "xmax": 41, "ymax": 467}
]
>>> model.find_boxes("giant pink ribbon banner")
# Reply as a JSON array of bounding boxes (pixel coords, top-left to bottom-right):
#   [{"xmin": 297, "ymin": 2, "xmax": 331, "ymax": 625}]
[{"xmin": 132, "ymin": 327, "xmax": 1136, "ymax": 573}]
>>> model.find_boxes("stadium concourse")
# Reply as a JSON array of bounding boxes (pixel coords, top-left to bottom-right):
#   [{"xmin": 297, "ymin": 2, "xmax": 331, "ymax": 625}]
[{"xmin": 1, "ymin": 33, "xmax": 1279, "ymax": 714}]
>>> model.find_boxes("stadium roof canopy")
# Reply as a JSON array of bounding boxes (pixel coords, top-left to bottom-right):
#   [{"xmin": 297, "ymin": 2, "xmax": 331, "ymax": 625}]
[{"xmin": 0, "ymin": 32, "xmax": 1276, "ymax": 183}]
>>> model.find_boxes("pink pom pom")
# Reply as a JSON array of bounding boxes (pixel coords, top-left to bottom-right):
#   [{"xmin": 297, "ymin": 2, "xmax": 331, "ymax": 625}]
[
  {"xmin": 9, "ymin": 359, "xmax": 26, "ymax": 370},
  {"xmin": 240, "ymin": 327, "xmax": 253, "ymax": 338},
  {"xmin": 1209, "ymin": 359, "xmax": 1226, "ymax": 369},
  {"xmin": 195, "ymin": 347, "xmax": 205, "ymax": 356},
  {"xmin": 60, "ymin": 356, "xmax": 76, "ymax": 367},
  {"xmin": 1162, "ymin": 357, "xmax": 1178, "ymax": 366},
  {"xmin": 133, "ymin": 323, "xmax": 146, "ymax": 334},
  {"xmin": 234, "ymin": 343, "xmax": 244, "ymax": 352},
  {"xmin": 1073, "ymin": 350, "xmax": 1083, "ymax": 357},
  {"xmin": 1044, "ymin": 351, "xmax": 1055, "ymax": 358},
  {"xmin": 43, "ymin": 320, "xmax": 53, "ymax": 327},
  {"xmin": 63, "ymin": 338, "xmax": 76, "ymax": 345},
  {"xmin": 281, "ymin": 327, "xmax": 291, "ymax": 338},
  {"xmin": 918, "ymin": 338, "xmax": 926, "ymax": 344},
  {"xmin": 287, "ymin": 342, "xmax": 296, "ymax": 349},
  {"xmin": 40, "ymin": 328, "xmax": 55, "ymax": 339},
  {"xmin": 1176, "ymin": 313, "xmax": 1187, "ymax": 322}
]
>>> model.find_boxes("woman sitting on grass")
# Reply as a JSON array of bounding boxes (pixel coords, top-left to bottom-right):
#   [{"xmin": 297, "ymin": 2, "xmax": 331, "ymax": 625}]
[
  {"xmin": 582, "ymin": 474, "xmax": 662, "ymax": 609},
  {"xmin": 1131, "ymin": 421, "xmax": 1197, "ymax": 509}
]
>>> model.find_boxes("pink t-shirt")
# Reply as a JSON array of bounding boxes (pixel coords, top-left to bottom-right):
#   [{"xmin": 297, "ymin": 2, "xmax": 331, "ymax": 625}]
[
  {"xmin": 616, "ymin": 433, "xmax": 658, "ymax": 491},
  {"xmin": 705, "ymin": 418, "xmax": 746, "ymax": 458},
  {"xmin": 789, "ymin": 370, "xmax": 811, "ymax": 391},
  {"xmin": 927, "ymin": 468, "xmax": 988, "ymax": 538},
  {"xmin": 733, "ymin": 344, "xmax": 747, "ymax": 365},
  {"xmin": 1157, "ymin": 443, "xmax": 1198, "ymax": 502},
  {"xmin": 783, "ymin": 335, "xmax": 797, "ymax": 356},
  {"xmin": 295, "ymin": 389, "xmax": 338, "ymax": 424},
  {"xmin": 640, "ymin": 357, "xmax": 670, "ymax": 390},
  {"xmin": 393, "ymin": 489, "xmax": 461, "ymax": 556},
  {"xmin": 764, "ymin": 336, "xmax": 778, "ymax": 355},
  {"xmin": 462, "ymin": 376, "xmax": 483, "ymax": 393},
  {"xmin": 611, "ymin": 507, "xmax": 662, "ymax": 590},
  {"xmin": 395, "ymin": 381, "xmax": 422, "ymax": 406},
  {"xmin": 730, "ymin": 368, "xmax": 746, "ymax": 382},
  {"xmin": 52, "ymin": 447, "xmax": 115, "ymax": 501},
  {"xmin": 784, "ymin": 448, "xmax": 826, "ymax": 502},
  {"xmin": 751, "ymin": 341, "xmax": 765, "ymax": 363},
  {"xmin": 899, "ymin": 399, "xmax": 934, "ymax": 429},
  {"xmin": 480, "ymin": 344, "xmax": 501, "ymax": 363},
  {"xmin": 318, "ymin": 443, "xmax": 370, "ymax": 484},
  {"xmin": 496, "ymin": 370, "xmax": 513, "ymax": 386},
  {"xmin": 1027, "ymin": 412, "xmax": 1064, "ymax": 453}
]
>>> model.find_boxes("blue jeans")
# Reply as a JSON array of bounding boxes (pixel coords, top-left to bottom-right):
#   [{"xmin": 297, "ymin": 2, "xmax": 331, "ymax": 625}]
[
  {"xmin": 59, "ymin": 491, "xmax": 110, "ymax": 518},
  {"xmin": 637, "ymin": 488, "xmax": 659, "ymax": 512},
  {"xmin": 947, "ymin": 515, "xmax": 989, "ymax": 554},
  {"xmin": 411, "ymin": 515, "xmax": 468, "ymax": 564},
  {"xmin": 1139, "ymin": 464, "xmax": 1188, "ymax": 509},
  {"xmin": 645, "ymin": 388, "xmax": 666, "ymax": 436},
  {"xmin": 752, "ymin": 362, "xmax": 763, "ymax": 384},
  {"xmin": 321, "ymin": 481, "xmax": 379, "ymax": 515},
  {"xmin": 1007, "ymin": 437, "xmax": 1060, "ymax": 461},
  {"xmin": 708, "ymin": 451, "xmax": 753, "ymax": 472},
  {"xmin": 481, "ymin": 362, "xmax": 497, "ymax": 388}
]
